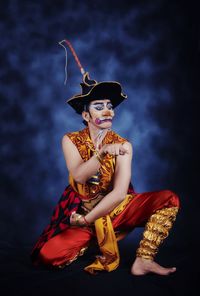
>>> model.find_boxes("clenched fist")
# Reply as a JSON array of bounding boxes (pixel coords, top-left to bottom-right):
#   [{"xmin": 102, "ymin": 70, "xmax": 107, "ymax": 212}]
[
  {"xmin": 99, "ymin": 143, "xmax": 129, "ymax": 157},
  {"xmin": 70, "ymin": 212, "xmax": 87, "ymax": 226}
]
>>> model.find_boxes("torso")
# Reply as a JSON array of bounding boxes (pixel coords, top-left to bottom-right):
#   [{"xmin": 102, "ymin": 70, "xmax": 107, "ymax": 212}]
[{"xmin": 66, "ymin": 127, "xmax": 127, "ymax": 213}]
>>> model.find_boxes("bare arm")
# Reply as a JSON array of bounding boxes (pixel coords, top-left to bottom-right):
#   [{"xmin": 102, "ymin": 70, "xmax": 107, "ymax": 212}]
[
  {"xmin": 62, "ymin": 135, "xmax": 101, "ymax": 184},
  {"xmin": 62, "ymin": 135, "xmax": 129, "ymax": 184},
  {"xmin": 84, "ymin": 142, "xmax": 133, "ymax": 224}
]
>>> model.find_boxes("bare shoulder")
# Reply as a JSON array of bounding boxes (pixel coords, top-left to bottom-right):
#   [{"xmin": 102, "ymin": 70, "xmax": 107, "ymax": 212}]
[
  {"xmin": 61, "ymin": 134, "xmax": 82, "ymax": 167},
  {"xmin": 62, "ymin": 134, "xmax": 71, "ymax": 145},
  {"xmin": 61, "ymin": 134, "xmax": 77, "ymax": 152}
]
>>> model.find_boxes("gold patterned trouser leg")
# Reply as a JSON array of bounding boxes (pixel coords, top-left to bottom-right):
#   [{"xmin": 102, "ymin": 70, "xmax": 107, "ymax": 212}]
[{"xmin": 136, "ymin": 207, "xmax": 179, "ymax": 260}]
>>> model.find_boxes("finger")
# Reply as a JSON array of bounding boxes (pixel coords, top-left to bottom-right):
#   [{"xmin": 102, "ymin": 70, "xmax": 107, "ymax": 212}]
[
  {"xmin": 70, "ymin": 212, "xmax": 77, "ymax": 222},
  {"xmin": 107, "ymin": 147, "xmax": 112, "ymax": 155},
  {"xmin": 113, "ymin": 148, "xmax": 118, "ymax": 155},
  {"xmin": 112, "ymin": 145, "xmax": 117, "ymax": 156},
  {"xmin": 103, "ymin": 146, "xmax": 108, "ymax": 154},
  {"xmin": 119, "ymin": 147, "xmax": 125, "ymax": 154},
  {"xmin": 70, "ymin": 215, "xmax": 74, "ymax": 224},
  {"xmin": 70, "ymin": 213, "xmax": 75, "ymax": 220},
  {"xmin": 111, "ymin": 147, "xmax": 115, "ymax": 155},
  {"xmin": 120, "ymin": 146, "xmax": 129, "ymax": 154}
]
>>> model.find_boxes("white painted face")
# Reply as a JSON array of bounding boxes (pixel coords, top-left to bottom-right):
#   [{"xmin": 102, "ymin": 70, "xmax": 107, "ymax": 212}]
[{"xmin": 87, "ymin": 99, "xmax": 115, "ymax": 128}]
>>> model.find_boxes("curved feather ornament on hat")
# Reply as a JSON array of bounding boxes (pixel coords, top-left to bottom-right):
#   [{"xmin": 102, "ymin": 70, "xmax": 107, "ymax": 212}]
[{"xmin": 59, "ymin": 39, "xmax": 127, "ymax": 114}]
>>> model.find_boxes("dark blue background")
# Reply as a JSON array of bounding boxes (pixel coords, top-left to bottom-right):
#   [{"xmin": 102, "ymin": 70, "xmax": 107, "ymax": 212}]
[{"xmin": 0, "ymin": 0, "xmax": 198, "ymax": 252}]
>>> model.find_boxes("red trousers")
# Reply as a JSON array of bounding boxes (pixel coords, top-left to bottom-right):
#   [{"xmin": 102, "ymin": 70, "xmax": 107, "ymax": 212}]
[{"xmin": 39, "ymin": 190, "xmax": 180, "ymax": 267}]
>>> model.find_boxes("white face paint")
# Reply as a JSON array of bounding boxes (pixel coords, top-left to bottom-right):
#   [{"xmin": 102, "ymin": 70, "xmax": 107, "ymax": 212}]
[{"xmin": 89, "ymin": 99, "xmax": 115, "ymax": 126}]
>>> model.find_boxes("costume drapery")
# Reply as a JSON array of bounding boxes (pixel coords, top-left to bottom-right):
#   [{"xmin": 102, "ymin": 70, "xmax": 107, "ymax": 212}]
[{"xmin": 31, "ymin": 127, "xmax": 180, "ymax": 274}]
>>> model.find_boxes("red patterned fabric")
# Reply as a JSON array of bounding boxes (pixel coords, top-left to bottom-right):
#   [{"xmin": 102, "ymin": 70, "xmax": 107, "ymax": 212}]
[
  {"xmin": 38, "ymin": 188, "xmax": 180, "ymax": 268},
  {"xmin": 31, "ymin": 185, "xmax": 82, "ymax": 264},
  {"xmin": 31, "ymin": 183, "xmax": 135, "ymax": 265}
]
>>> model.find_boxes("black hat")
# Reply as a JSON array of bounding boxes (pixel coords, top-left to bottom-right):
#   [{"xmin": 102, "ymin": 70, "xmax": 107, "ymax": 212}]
[
  {"xmin": 67, "ymin": 72, "xmax": 127, "ymax": 114},
  {"xmin": 59, "ymin": 40, "xmax": 127, "ymax": 114}
]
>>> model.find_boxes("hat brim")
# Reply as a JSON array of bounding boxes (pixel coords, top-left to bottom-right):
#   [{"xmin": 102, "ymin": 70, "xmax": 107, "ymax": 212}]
[{"xmin": 67, "ymin": 81, "xmax": 127, "ymax": 114}]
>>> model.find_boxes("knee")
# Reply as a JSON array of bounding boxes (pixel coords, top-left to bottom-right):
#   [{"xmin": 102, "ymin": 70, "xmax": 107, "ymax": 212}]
[
  {"xmin": 163, "ymin": 190, "xmax": 180, "ymax": 208},
  {"xmin": 39, "ymin": 244, "xmax": 55, "ymax": 264}
]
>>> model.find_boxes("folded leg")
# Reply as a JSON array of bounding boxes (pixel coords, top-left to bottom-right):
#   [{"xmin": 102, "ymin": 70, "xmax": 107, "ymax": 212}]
[
  {"xmin": 39, "ymin": 226, "xmax": 93, "ymax": 267},
  {"xmin": 112, "ymin": 189, "xmax": 180, "ymax": 231},
  {"xmin": 111, "ymin": 189, "xmax": 180, "ymax": 275}
]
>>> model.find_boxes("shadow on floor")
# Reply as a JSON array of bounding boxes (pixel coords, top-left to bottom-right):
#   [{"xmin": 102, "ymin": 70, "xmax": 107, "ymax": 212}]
[{"xmin": 0, "ymin": 238, "xmax": 197, "ymax": 296}]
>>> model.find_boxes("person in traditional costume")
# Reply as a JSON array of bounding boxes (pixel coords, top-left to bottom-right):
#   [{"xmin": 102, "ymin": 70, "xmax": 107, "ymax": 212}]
[{"xmin": 31, "ymin": 40, "xmax": 180, "ymax": 276}]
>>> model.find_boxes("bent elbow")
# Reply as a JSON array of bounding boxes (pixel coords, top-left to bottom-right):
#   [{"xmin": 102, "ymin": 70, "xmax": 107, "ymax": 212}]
[
  {"xmin": 113, "ymin": 189, "xmax": 127, "ymax": 202},
  {"xmin": 74, "ymin": 176, "xmax": 87, "ymax": 184},
  {"xmin": 71, "ymin": 172, "xmax": 87, "ymax": 184},
  {"xmin": 119, "ymin": 193, "xmax": 127, "ymax": 202}
]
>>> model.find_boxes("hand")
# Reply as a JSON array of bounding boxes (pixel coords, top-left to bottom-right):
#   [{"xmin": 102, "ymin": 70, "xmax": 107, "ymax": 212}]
[
  {"xmin": 95, "ymin": 129, "xmax": 108, "ymax": 150},
  {"xmin": 99, "ymin": 143, "xmax": 129, "ymax": 157},
  {"xmin": 70, "ymin": 212, "xmax": 87, "ymax": 227}
]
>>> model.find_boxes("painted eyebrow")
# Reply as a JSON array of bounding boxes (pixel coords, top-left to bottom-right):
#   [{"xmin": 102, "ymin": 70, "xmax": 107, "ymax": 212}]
[{"xmin": 91, "ymin": 102, "xmax": 112, "ymax": 105}]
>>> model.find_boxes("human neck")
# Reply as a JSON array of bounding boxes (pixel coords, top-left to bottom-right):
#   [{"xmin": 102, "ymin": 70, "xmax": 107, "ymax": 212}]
[{"xmin": 87, "ymin": 123, "xmax": 109, "ymax": 150}]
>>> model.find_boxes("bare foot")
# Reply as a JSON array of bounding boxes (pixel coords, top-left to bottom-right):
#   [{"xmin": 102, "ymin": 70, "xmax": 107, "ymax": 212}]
[{"xmin": 131, "ymin": 257, "xmax": 177, "ymax": 276}]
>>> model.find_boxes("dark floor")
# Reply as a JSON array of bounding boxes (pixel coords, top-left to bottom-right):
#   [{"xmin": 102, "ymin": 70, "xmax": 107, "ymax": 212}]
[{"xmin": 0, "ymin": 238, "xmax": 198, "ymax": 296}]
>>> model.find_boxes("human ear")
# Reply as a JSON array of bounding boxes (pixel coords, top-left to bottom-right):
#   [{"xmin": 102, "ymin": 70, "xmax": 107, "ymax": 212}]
[{"xmin": 82, "ymin": 111, "xmax": 90, "ymax": 122}]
